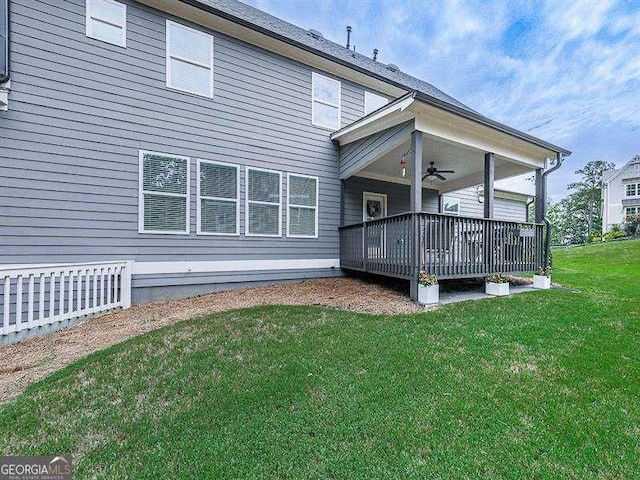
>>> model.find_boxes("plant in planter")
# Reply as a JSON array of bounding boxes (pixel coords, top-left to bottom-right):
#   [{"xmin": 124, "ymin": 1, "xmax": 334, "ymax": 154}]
[
  {"xmin": 485, "ymin": 274, "xmax": 510, "ymax": 296},
  {"xmin": 533, "ymin": 266, "xmax": 552, "ymax": 289},
  {"xmin": 418, "ymin": 272, "xmax": 439, "ymax": 305}
]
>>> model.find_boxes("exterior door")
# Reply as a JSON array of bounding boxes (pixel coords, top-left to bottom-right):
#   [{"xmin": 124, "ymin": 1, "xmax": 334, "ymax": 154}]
[{"xmin": 363, "ymin": 192, "xmax": 387, "ymax": 258}]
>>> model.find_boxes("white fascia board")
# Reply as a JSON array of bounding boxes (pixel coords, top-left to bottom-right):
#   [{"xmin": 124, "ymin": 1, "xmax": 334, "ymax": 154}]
[
  {"xmin": 330, "ymin": 94, "xmax": 416, "ymax": 145},
  {"xmin": 133, "ymin": 258, "xmax": 340, "ymax": 275}
]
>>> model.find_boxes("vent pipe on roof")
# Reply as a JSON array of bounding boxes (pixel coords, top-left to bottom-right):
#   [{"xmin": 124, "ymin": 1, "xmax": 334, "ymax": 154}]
[
  {"xmin": 346, "ymin": 25, "xmax": 351, "ymax": 49},
  {"xmin": 373, "ymin": 48, "xmax": 378, "ymax": 61},
  {"xmin": 0, "ymin": 0, "xmax": 9, "ymax": 84}
]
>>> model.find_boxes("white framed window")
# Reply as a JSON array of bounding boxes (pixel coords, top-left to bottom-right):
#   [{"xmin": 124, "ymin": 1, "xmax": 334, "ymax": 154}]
[
  {"xmin": 86, "ymin": 0, "xmax": 126, "ymax": 47},
  {"xmin": 442, "ymin": 196, "xmax": 460, "ymax": 216},
  {"xmin": 625, "ymin": 183, "xmax": 638, "ymax": 197},
  {"xmin": 197, "ymin": 160, "xmax": 240, "ymax": 235},
  {"xmin": 287, "ymin": 174, "xmax": 318, "ymax": 238},
  {"xmin": 626, "ymin": 207, "xmax": 638, "ymax": 217},
  {"xmin": 138, "ymin": 151, "xmax": 190, "ymax": 234},
  {"xmin": 312, "ymin": 72, "xmax": 341, "ymax": 130},
  {"xmin": 246, "ymin": 167, "xmax": 282, "ymax": 237},
  {"xmin": 166, "ymin": 20, "xmax": 213, "ymax": 98},
  {"xmin": 364, "ymin": 91, "xmax": 388, "ymax": 115}
]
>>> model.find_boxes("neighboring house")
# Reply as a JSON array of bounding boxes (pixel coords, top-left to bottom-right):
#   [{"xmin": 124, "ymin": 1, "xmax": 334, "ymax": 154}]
[
  {"xmin": 0, "ymin": 0, "xmax": 570, "ymax": 339},
  {"xmin": 602, "ymin": 155, "xmax": 640, "ymax": 233}
]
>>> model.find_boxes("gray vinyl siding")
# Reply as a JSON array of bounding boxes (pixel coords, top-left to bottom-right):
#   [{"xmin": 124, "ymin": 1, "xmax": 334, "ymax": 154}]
[
  {"xmin": 0, "ymin": 0, "xmax": 377, "ymax": 292},
  {"xmin": 132, "ymin": 268, "xmax": 342, "ymax": 304},
  {"xmin": 342, "ymin": 177, "xmax": 439, "ymax": 225},
  {"xmin": 339, "ymin": 121, "xmax": 414, "ymax": 179},
  {"xmin": 341, "ymin": 180, "xmax": 526, "ymax": 225},
  {"xmin": 450, "ymin": 187, "xmax": 527, "ymax": 222}
]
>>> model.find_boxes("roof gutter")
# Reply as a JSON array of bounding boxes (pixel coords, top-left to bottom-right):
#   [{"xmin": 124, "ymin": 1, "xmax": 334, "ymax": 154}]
[{"xmin": 180, "ymin": 0, "xmax": 571, "ymax": 157}]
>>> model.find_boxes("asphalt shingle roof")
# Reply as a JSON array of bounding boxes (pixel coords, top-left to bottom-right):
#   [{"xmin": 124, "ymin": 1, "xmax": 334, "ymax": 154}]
[{"xmin": 194, "ymin": 0, "xmax": 478, "ymax": 114}]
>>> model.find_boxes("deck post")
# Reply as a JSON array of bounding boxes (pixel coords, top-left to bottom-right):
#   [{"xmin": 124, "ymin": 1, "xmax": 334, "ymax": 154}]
[
  {"xmin": 484, "ymin": 152, "xmax": 495, "ymax": 219},
  {"xmin": 410, "ymin": 130, "xmax": 422, "ymax": 301},
  {"xmin": 534, "ymin": 168, "xmax": 544, "ymax": 223}
]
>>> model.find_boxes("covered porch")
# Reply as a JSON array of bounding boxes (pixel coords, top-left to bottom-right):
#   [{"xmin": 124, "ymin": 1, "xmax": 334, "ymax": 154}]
[{"xmin": 331, "ymin": 92, "xmax": 570, "ymax": 300}]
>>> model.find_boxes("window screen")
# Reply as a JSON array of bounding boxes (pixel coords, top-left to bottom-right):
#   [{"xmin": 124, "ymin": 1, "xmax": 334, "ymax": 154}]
[
  {"xmin": 198, "ymin": 161, "xmax": 239, "ymax": 235},
  {"xmin": 288, "ymin": 174, "xmax": 318, "ymax": 237},
  {"xmin": 312, "ymin": 73, "xmax": 341, "ymax": 129},
  {"xmin": 167, "ymin": 21, "xmax": 213, "ymax": 97},
  {"xmin": 140, "ymin": 152, "xmax": 189, "ymax": 233},
  {"xmin": 86, "ymin": 0, "xmax": 126, "ymax": 47},
  {"xmin": 247, "ymin": 168, "xmax": 281, "ymax": 236}
]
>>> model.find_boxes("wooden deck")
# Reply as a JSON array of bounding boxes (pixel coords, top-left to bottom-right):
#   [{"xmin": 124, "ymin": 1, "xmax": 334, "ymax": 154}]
[{"xmin": 339, "ymin": 212, "xmax": 545, "ymax": 280}]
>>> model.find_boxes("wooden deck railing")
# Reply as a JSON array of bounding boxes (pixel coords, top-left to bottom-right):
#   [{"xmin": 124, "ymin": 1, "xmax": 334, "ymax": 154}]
[{"xmin": 339, "ymin": 212, "xmax": 544, "ymax": 280}]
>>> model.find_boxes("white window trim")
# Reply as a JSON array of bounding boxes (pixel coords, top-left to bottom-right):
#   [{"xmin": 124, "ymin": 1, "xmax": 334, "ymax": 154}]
[
  {"xmin": 442, "ymin": 195, "xmax": 461, "ymax": 216},
  {"xmin": 166, "ymin": 20, "xmax": 214, "ymax": 98},
  {"xmin": 364, "ymin": 91, "xmax": 388, "ymax": 116},
  {"xmin": 196, "ymin": 159, "xmax": 240, "ymax": 236},
  {"xmin": 85, "ymin": 0, "xmax": 127, "ymax": 48},
  {"xmin": 311, "ymin": 72, "xmax": 341, "ymax": 130},
  {"xmin": 287, "ymin": 173, "xmax": 319, "ymax": 239},
  {"xmin": 245, "ymin": 167, "xmax": 282, "ymax": 237},
  {"xmin": 138, "ymin": 150, "xmax": 191, "ymax": 235},
  {"xmin": 625, "ymin": 183, "xmax": 639, "ymax": 197}
]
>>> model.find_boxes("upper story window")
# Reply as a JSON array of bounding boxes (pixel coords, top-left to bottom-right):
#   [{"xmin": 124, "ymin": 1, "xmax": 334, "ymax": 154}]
[
  {"xmin": 166, "ymin": 21, "xmax": 213, "ymax": 98},
  {"xmin": 626, "ymin": 183, "xmax": 638, "ymax": 197},
  {"xmin": 246, "ymin": 167, "xmax": 282, "ymax": 237},
  {"xmin": 197, "ymin": 160, "xmax": 240, "ymax": 235},
  {"xmin": 139, "ymin": 151, "xmax": 190, "ymax": 234},
  {"xmin": 312, "ymin": 72, "xmax": 341, "ymax": 130},
  {"xmin": 86, "ymin": 0, "xmax": 126, "ymax": 47},
  {"xmin": 287, "ymin": 174, "xmax": 318, "ymax": 238},
  {"xmin": 364, "ymin": 91, "xmax": 388, "ymax": 115}
]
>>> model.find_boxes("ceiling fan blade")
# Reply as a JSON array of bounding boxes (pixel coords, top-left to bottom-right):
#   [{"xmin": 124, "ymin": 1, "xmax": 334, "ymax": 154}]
[
  {"xmin": 421, "ymin": 174, "xmax": 431, "ymax": 181},
  {"xmin": 435, "ymin": 173, "xmax": 447, "ymax": 181},
  {"xmin": 438, "ymin": 170, "xmax": 455, "ymax": 174}
]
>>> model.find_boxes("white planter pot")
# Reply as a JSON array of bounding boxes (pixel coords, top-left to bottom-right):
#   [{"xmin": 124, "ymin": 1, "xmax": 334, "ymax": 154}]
[
  {"xmin": 486, "ymin": 281, "xmax": 509, "ymax": 296},
  {"xmin": 533, "ymin": 275, "xmax": 551, "ymax": 289},
  {"xmin": 418, "ymin": 284, "xmax": 439, "ymax": 304}
]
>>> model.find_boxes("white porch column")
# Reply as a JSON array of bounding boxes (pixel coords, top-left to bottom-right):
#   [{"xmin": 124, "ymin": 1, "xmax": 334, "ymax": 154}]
[
  {"xmin": 484, "ymin": 152, "xmax": 495, "ymax": 219},
  {"xmin": 410, "ymin": 130, "xmax": 422, "ymax": 301},
  {"xmin": 410, "ymin": 130, "xmax": 423, "ymax": 212}
]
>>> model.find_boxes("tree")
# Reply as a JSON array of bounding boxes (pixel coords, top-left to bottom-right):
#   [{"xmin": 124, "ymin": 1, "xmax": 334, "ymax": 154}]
[{"xmin": 566, "ymin": 160, "xmax": 615, "ymax": 242}]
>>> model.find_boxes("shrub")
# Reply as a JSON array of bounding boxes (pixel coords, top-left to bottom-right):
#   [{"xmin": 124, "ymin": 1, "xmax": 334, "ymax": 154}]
[
  {"xmin": 623, "ymin": 215, "xmax": 639, "ymax": 236},
  {"xmin": 418, "ymin": 272, "xmax": 438, "ymax": 286},
  {"xmin": 486, "ymin": 274, "xmax": 509, "ymax": 284}
]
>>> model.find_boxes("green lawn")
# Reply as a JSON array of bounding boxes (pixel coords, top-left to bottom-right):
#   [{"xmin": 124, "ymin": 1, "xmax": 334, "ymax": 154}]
[{"xmin": 1, "ymin": 241, "xmax": 638, "ymax": 479}]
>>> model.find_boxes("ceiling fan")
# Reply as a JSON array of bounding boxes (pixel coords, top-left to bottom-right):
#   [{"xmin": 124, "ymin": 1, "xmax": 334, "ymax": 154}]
[{"xmin": 422, "ymin": 162, "xmax": 455, "ymax": 181}]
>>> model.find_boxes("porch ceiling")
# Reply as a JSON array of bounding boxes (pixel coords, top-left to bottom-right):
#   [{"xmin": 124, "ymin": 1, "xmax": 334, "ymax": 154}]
[
  {"xmin": 353, "ymin": 132, "xmax": 534, "ymax": 194},
  {"xmin": 334, "ymin": 92, "xmax": 570, "ymax": 193}
]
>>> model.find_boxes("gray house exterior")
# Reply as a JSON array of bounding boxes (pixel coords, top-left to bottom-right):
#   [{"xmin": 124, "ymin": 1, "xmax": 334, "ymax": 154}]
[
  {"xmin": 0, "ymin": 0, "xmax": 570, "ymax": 317},
  {"xmin": 602, "ymin": 155, "xmax": 640, "ymax": 233}
]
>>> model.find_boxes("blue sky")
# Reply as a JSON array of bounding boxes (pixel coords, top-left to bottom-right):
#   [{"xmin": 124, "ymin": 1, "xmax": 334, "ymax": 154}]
[{"xmin": 244, "ymin": 0, "xmax": 640, "ymax": 199}]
